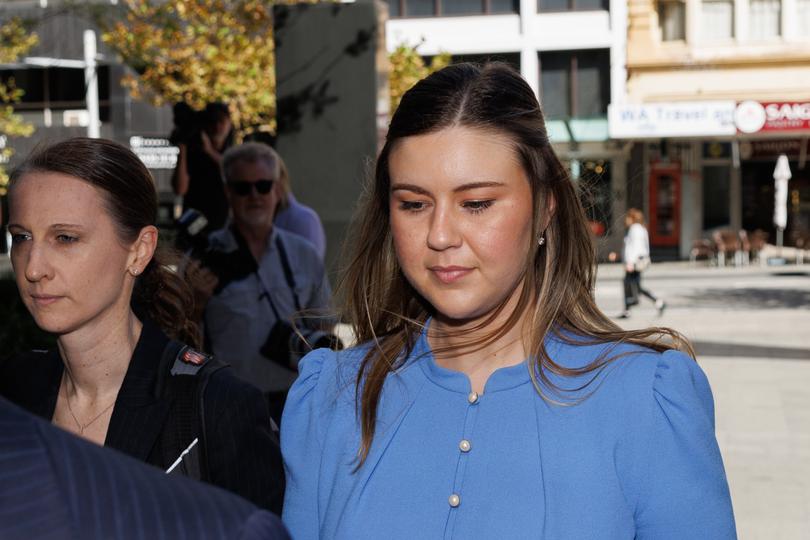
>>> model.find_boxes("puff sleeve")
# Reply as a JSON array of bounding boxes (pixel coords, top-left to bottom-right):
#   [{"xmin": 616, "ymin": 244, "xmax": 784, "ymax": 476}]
[
  {"xmin": 280, "ymin": 348, "xmax": 336, "ymax": 539},
  {"xmin": 634, "ymin": 350, "xmax": 737, "ymax": 539}
]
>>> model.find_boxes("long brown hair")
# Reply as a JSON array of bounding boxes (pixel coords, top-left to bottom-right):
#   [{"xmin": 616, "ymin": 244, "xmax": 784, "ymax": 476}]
[
  {"xmin": 9, "ymin": 137, "xmax": 201, "ymax": 348},
  {"xmin": 336, "ymin": 63, "xmax": 692, "ymax": 465}
]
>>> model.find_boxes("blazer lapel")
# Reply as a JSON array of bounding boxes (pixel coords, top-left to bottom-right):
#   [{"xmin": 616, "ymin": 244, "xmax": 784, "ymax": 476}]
[{"xmin": 104, "ymin": 321, "xmax": 173, "ymax": 462}]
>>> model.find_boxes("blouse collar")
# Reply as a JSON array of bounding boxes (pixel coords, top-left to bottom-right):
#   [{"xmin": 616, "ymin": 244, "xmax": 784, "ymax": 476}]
[{"xmin": 414, "ymin": 320, "xmax": 533, "ymax": 395}]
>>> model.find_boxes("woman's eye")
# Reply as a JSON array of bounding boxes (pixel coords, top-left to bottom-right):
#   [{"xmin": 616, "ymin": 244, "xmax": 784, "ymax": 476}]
[
  {"xmin": 56, "ymin": 234, "xmax": 78, "ymax": 244},
  {"xmin": 10, "ymin": 233, "xmax": 31, "ymax": 245},
  {"xmin": 463, "ymin": 200, "xmax": 494, "ymax": 214},
  {"xmin": 399, "ymin": 200, "xmax": 426, "ymax": 212}
]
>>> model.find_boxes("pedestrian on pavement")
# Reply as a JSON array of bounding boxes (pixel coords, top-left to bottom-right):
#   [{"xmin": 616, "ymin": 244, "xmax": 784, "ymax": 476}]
[
  {"xmin": 281, "ymin": 63, "xmax": 737, "ymax": 539},
  {"xmin": 1, "ymin": 138, "xmax": 284, "ymax": 513},
  {"xmin": 619, "ymin": 208, "xmax": 666, "ymax": 319}
]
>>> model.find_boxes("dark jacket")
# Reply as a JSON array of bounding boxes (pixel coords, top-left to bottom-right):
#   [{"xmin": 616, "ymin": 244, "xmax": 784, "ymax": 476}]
[
  {"xmin": 0, "ymin": 319, "xmax": 284, "ymax": 514},
  {"xmin": 0, "ymin": 395, "xmax": 290, "ymax": 540}
]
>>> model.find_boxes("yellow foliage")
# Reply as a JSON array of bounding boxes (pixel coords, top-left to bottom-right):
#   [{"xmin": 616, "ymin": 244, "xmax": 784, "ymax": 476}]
[
  {"xmin": 100, "ymin": 0, "xmax": 282, "ymax": 138},
  {"xmin": 0, "ymin": 17, "xmax": 38, "ymax": 195},
  {"xmin": 388, "ymin": 43, "xmax": 450, "ymax": 115},
  {"xmin": 102, "ymin": 4, "xmax": 450, "ymax": 137}
]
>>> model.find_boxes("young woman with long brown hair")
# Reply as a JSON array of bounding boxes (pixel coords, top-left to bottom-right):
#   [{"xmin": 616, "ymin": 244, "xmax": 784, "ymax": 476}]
[{"xmin": 281, "ymin": 63, "xmax": 736, "ymax": 538}]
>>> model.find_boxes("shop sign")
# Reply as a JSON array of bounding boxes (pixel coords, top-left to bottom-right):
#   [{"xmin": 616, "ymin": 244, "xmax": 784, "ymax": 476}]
[
  {"xmin": 735, "ymin": 100, "xmax": 810, "ymax": 134},
  {"xmin": 738, "ymin": 139, "xmax": 810, "ymax": 160},
  {"xmin": 608, "ymin": 102, "xmax": 736, "ymax": 138},
  {"xmin": 129, "ymin": 136, "xmax": 179, "ymax": 170}
]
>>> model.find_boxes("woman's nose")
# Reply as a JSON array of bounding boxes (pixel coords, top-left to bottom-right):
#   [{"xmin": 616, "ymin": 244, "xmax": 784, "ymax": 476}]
[
  {"xmin": 426, "ymin": 205, "xmax": 462, "ymax": 251},
  {"xmin": 22, "ymin": 242, "xmax": 54, "ymax": 283}
]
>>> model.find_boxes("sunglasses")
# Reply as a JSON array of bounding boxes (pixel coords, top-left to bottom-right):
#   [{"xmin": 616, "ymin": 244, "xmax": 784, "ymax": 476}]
[{"xmin": 227, "ymin": 179, "xmax": 275, "ymax": 196}]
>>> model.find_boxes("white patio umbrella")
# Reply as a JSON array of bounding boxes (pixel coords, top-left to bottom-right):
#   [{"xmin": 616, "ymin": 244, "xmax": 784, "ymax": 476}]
[{"xmin": 773, "ymin": 153, "xmax": 791, "ymax": 248}]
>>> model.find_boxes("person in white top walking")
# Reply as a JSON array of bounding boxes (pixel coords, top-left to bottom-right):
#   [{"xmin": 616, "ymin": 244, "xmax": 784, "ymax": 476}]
[{"xmin": 619, "ymin": 208, "xmax": 665, "ymax": 319}]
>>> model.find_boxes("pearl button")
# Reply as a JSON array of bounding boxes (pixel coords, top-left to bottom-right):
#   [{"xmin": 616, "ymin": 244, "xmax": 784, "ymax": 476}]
[
  {"xmin": 467, "ymin": 391, "xmax": 479, "ymax": 404},
  {"xmin": 459, "ymin": 439, "xmax": 471, "ymax": 452},
  {"xmin": 448, "ymin": 494, "xmax": 461, "ymax": 507}
]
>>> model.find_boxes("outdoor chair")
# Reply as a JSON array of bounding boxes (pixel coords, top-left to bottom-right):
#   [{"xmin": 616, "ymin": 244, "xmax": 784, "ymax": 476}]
[
  {"xmin": 789, "ymin": 230, "xmax": 810, "ymax": 265},
  {"xmin": 748, "ymin": 229, "xmax": 769, "ymax": 266},
  {"xmin": 737, "ymin": 230, "xmax": 751, "ymax": 266},
  {"xmin": 713, "ymin": 229, "xmax": 742, "ymax": 267},
  {"xmin": 690, "ymin": 239, "xmax": 715, "ymax": 265}
]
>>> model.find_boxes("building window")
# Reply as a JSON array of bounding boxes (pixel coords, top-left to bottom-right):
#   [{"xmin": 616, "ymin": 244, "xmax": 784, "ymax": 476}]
[
  {"xmin": 0, "ymin": 66, "xmax": 111, "ymax": 121},
  {"xmin": 701, "ymin": 0, "xmax": 734, "ymax": 41},
  {"xmin": 387, "ymin": 0, "xmax": 518, "ymax": 16},
  {"xmin": 658, "ymin": 0, "xmax": 686, "ymax": 41},
  {"xmin": 799, "ymin": 0, "xmax": 810, "ymax": 35},
  {"xmin": 538, "ymin": 0, "xmax": 609, "ymax": 12},
  {"xmin": 539, "ymin": 49, "xmax": 610, "ymax": 119},
  {"xmin": 749, "ymin": 0, "xmax": 781, "ymax": 39}
]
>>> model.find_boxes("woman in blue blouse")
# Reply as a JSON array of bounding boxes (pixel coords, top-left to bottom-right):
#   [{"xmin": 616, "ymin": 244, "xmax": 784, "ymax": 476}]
[{"xmin": 282, "ymin": 63, "xmax": 736, "ymax": 539}]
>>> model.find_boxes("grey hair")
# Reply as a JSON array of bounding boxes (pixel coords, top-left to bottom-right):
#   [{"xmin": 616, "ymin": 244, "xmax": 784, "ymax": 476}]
[{"xmin": 221, "ymin": 142, "xmax": 280, "ymax": 182}]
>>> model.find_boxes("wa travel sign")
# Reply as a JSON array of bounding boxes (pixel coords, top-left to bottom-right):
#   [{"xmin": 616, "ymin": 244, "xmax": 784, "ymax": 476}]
[{"xmin": 609, "ymin": 100, "xmax": 810, "ymax": 138}]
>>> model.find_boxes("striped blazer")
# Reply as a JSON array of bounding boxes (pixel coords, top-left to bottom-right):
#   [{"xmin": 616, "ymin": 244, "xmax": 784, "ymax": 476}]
[{"xmin": 0, "ymin": 396, "xmax": 290, "ymax": 540}]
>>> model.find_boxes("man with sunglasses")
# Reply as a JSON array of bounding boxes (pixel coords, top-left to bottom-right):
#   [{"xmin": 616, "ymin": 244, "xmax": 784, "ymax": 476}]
[{"xmin": 190, "ymin": 142, "xmax": 337, "ymax": 424}]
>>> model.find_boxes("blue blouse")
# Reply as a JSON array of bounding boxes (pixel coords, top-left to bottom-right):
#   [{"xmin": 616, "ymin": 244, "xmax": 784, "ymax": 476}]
[{"xmin": 281, "ymin": 330, "xmax": 736, "ymax": 539}]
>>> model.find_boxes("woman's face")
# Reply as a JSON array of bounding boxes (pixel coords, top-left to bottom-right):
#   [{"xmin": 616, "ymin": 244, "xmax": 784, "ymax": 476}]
[
  {"xmin": 8, "ymin": 172, "xmax": 140, "ymax": 336},
  {"xmin": 389, "ymin": 126, "xmax": 535, "ymax": 325}
]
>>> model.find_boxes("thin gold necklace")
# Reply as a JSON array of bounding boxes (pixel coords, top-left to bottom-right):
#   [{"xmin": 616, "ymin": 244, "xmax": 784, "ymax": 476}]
[{"xmin": 61, "ymin": 375, "xmax": 116, "ymax": 435}]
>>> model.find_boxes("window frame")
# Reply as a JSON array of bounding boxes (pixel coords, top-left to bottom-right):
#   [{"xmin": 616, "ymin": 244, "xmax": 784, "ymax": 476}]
[
  {"xmin": 538, "ymin": 49, "xmax": 611, "ymax": 120},
  {"xmin": 657, "ymin": 0, "xmax": 687, "ymax": 42},
  {"xmin": 387, "ymin": 0, "xmax": 519, "ymax": 17}
]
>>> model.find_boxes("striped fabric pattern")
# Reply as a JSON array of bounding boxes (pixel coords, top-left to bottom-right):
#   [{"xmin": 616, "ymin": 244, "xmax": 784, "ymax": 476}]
[{"xmin": 0, "ymin": 397, "xmax": 289, "ymax": 540}]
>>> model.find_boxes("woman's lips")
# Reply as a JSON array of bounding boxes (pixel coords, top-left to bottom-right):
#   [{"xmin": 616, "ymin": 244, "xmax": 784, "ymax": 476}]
[
  {"xmin": 30, "ymin": 294, "xmax": 63, "ymax": 307},
  {"xmin": 429, "ymin": 266, "xmax": 473, "ymax": 284}
]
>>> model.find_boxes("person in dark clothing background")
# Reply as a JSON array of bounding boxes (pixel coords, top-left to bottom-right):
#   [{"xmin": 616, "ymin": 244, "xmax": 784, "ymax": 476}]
[
  {"xmin": 172, "ymin": 102, "xmax": 234, "ymax": 232},
  {"xmin": 1, "ymin": 138, "xmax": 284, "ymax": 513}
]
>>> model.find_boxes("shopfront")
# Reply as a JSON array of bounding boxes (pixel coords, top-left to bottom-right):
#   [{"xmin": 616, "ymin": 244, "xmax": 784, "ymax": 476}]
[{"xmin": 609, "ymin": 100, "xmax": 810, "ymax": 258}]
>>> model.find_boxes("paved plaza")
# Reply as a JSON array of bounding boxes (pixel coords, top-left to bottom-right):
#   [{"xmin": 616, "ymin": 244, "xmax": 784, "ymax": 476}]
[{"xmin": 596, "ymin": 261, "xmax": 810, "ymax": 540}]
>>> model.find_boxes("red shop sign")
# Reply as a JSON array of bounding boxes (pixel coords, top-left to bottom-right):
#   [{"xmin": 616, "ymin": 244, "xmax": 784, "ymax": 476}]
[{"xmin": 735, "ymin": 100, "xmax": 810, "ymax": 134}]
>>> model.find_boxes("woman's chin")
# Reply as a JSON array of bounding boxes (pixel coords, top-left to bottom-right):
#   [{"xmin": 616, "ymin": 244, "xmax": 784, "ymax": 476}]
[{"xmin": 29, "ymin": 314, "xmax": 78, "ymax": 336}]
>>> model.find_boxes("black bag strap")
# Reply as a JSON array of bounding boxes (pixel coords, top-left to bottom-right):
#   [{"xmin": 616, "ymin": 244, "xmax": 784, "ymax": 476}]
[
  {"xmin": 158, "ymin": 339, "xmax": 226, "ymax": 482},
  {"xmin": 274, "ymin": 235, "xmax": 302, "ymax": 312}
]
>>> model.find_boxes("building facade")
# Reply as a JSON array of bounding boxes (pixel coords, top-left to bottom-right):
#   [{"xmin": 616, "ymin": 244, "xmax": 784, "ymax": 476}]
[
  {"xmin": 385, "ymin": 0, "xmax": 630, "ymax": 257},
  {"xmin": 612, "ymin": 0, "xmax": 810, "ymax": 258},
  {"xmin": 0, "ymin": 0, "xmax": 176, "ymax": 226}
]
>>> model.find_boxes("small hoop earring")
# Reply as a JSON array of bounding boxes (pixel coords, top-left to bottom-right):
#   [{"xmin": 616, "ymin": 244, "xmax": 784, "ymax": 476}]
[{"xmin": 537, "ymin": 236, "xmax": 546, "ymax": 246}]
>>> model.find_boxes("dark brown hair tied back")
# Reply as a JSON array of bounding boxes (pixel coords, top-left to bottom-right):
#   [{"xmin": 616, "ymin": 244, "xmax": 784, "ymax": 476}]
[{"xmin": 9, "ymin": 137, "xmax": 201, "ymax": 348}]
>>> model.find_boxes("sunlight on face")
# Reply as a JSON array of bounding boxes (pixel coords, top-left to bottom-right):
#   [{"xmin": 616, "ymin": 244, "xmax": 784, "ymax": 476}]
[
  {"xmin": 8, "ymin": 172, "xmax": 136, "ymax": 336},
  {"xmin": 389, "ymin": 126, "xmax": 534, "ymax": 326}
]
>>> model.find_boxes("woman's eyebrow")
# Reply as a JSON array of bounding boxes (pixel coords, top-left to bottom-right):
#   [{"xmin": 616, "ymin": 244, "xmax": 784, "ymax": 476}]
[
  {"xmin": 453, "ymin": 181, "xmax": 504, "ymax": 193},
  {"xmin": 390, "ymin": 183, "xmax": 431, "ymax": 195},
  {"xmin": 391, "ymin": 181, "xmax": 505, "ymax": 195}
]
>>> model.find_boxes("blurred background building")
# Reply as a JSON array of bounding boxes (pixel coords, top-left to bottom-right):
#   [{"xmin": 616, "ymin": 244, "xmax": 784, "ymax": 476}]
[
  {"xmin": 0, "ymin": 0, "xmax": 175, "ymax": 224},
  {"xmin": 612, "ymin": 0, "xmax": 810, "ymax": 259}
]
